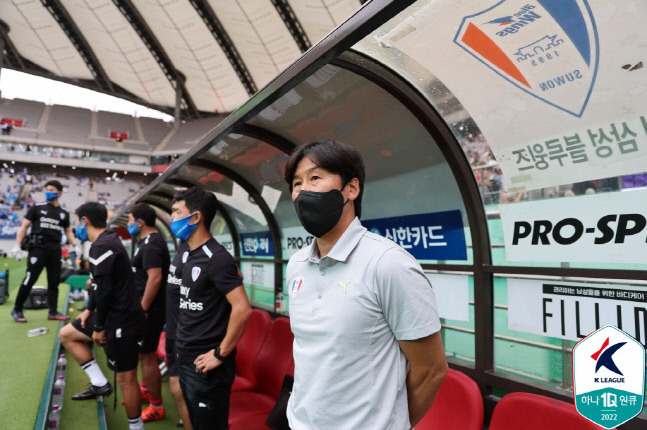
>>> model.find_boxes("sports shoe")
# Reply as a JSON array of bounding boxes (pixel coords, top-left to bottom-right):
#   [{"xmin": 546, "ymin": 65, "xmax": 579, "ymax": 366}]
[
  {"xmin": 11, "ymin": 309, "xmax": 27, "ymax": 323},
  {"xmin": 142, "ymin": 406, "xmax": 166, "ymax": 422},
  {"xmin": 71, "ymin": 382, "xmax": 113, "ymax": 400},
  {"xmin": 141, "ymin": 388, "xmax": 151, "ymax": 402},
  {"xmin": 48, "ymin": 312, "xmax": 70, "ymax": 321}
]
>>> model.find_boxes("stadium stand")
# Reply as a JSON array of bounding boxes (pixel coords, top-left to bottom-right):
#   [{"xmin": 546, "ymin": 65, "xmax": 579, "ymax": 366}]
[
  {"xmin": 139, "ymin": 116, "xmax": 173, "ymax": 145},
  {"xmin": 157, "ymin": 116, "xmax": 224, "ymax": 153},
  {"xmin": 0, "ymin": 98, "xmax": 45, "ymax": 130},
  {"xmin": 0, "ymin": 98, "xmax": 226, "ymax": 161},
  {"xmin": 46, "ymin": 104, "xmax": 92, "ymax": 144},
  {"xmin": 96, "ymin": 110, "xmax": 137, "ymax": 141}
]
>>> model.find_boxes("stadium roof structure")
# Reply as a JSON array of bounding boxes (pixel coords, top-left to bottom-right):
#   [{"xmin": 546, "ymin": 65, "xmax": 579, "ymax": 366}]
[{"xmin": 0, "ymin": 0, "xmax": 365, "ymax": 120}]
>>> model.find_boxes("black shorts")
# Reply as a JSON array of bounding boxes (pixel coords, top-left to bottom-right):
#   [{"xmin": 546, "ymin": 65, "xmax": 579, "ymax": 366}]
[
  {"xmin": 179, "ymin": 352, "xmax": 236, "ymax": 428},
  {"xmin": 71, "ymin": 313, "xmax": 142, "ymax": 372},
  {"xmin": 165, "ymin": 337, "xmax": 179, "ymax": 377},
  {"xmin": 139, "ymin": 307, "xmax": 165, "ymax": 354}
]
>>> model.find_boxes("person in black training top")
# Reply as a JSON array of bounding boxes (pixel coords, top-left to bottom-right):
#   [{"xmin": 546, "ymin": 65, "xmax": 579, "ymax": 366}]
[
  {"xmin": 58, "ymin": 202, "xmax": 146, "ymax": 430},
  {"xmin": 170, "ymin": 187, "xmax": 251, "ymax": 430},
  {"xmin": 127, "ymin": 202, "xmax": 170, "ymax": 422},
  {"xmin": 166, "ymin": 240, "xmax": 193, "ymax": 430},
  {"xmin": 11, "ymin": 179, "xmax": 78, "ymax": 323}
]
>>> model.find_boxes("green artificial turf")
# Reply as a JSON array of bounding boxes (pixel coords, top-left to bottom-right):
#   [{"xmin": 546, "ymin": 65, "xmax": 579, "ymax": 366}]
[
  {"xmin": 0, "ymin": 257, "xmax": 69, "ymax": 429},
  {"xmin": 99, "ymin": 347, "xmax": 182, "ymax": 430},
  {"xmin": 0, "ymin": 257, "xmax": 183, "ymax": 429}
]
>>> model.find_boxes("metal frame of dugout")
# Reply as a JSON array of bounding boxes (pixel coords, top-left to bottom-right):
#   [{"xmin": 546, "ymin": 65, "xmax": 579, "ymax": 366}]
[{"xmin": 112, "ymin": 0, "xmax": 647, "ymax": 428}]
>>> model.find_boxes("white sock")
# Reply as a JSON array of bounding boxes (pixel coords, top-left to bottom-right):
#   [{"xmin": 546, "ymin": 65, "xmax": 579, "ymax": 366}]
[
  {"xmin": 81, "ymin": 359, "xmax": 108, "ymax": 387},
  {"xmin": 128, "ymin": 415, "xmax": 144, "ymax": 430}
]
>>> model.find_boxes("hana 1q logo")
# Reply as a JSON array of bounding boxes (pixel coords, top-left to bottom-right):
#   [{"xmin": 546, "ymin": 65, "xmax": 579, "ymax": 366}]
[
  {"xmin": 572, "ymin": 325, "xmax": 645, "ymax": 428},
  {"xmin": 455, "ymin": 0, "xmax": 599, "ymax": 117}
]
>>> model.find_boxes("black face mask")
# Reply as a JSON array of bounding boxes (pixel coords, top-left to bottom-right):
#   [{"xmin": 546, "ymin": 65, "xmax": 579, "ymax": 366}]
[{"xmin": 294, "ymin": 188, "xmax": 347, "ymax": 238}]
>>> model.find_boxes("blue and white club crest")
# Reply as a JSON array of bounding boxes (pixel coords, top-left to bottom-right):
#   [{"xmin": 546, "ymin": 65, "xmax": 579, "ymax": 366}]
[
  {"xmin": 60, "ymin": 213, "xmax": 65, "ymax": 220},
  {"xmin": 290, "ymin": 277, "xmax": 304, "ymax": 302},
  {"xmin": 455, "ymin": 0, "xmax": 598, "ymax": 117},
  {"xmin": 191, "ymin": 266, "xmax": 201, "ymax": 282}
]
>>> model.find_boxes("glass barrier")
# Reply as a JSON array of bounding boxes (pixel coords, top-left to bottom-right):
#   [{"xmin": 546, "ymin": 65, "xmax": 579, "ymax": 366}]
[
  {"xmin": 355, "ymin": 0, "xmax": 647, "ymax": 273},
  {"xmin": 250, "ymin": 65, "xmax": 471, "ymax": 265},
  {"xmin": 0, "ymin": 142, "xmax": 151, "ymax": 165},
  {"xmin": 494, "ymin": 274, "xmax": 647, "ymax": 398}
]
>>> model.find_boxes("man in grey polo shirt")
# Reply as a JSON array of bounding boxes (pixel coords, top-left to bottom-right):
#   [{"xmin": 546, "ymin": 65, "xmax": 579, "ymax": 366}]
[{"xmin": 284, "ymin": 139, "xmax": 448, "ymax": 429}]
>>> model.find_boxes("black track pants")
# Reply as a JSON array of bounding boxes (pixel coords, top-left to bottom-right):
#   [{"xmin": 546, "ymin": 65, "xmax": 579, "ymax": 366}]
[{"xmin": 14, "ymin": 246, "xmax": 62, "ymax": 314}]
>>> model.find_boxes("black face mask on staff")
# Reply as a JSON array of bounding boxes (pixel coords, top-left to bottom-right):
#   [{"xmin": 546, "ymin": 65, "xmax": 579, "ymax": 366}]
[{"xmin": 294, "ymin": 186, "xmax": 349, "ymax": 238}]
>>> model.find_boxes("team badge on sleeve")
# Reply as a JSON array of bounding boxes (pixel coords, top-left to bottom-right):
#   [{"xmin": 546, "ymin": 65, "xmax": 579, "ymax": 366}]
[{"xmin": 291, "ymin": 277, "xmax": 303, "ymax": 302}]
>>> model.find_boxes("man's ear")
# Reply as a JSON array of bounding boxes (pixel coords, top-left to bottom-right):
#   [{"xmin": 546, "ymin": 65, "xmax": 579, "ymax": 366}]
[
  {"xmin": 346, "ymin": 178, "xmax": 360, "ymax": 201},
  {"xmin": 191, "ymin": 212, "xmax": 202, "ymax": 225}
]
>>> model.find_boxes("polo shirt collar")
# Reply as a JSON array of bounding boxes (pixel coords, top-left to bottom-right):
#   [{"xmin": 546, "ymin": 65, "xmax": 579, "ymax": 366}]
[{"xmin": 306, "ymin": 217, "xmax": 366, "ymax": 263}]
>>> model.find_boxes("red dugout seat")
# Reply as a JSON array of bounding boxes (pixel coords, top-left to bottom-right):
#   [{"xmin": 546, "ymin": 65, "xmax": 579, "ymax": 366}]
[
  {"xmin": 489, "ymin": 392, "xmax": 615, "ymax": 430},
  {"xmin": 229, "ymin": 317, "xmax": 294, "ymax": 427},
  {"xmin": 157, "ymin": 331, "xmax": 167, "ymax": 363},
  {"xmin": 415, "ymin": 368, "xmax": 483, "ymax": 430},
  {"xmin": 232, "ymin": 308, "xmax": 271, "ymax": 391}
]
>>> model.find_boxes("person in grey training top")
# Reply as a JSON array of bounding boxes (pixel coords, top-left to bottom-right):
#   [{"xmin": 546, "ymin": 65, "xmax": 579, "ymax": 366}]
[{"xmin": 284, "ymin": 139, "xmax": 448, "ymax": 429}]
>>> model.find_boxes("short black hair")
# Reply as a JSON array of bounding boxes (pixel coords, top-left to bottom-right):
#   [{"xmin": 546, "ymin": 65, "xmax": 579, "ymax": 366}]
[
  {"xmin": 76, "ymin": 202, "xmax": 107, "ymax": 228},
  {"xmin": 284, "ymin": 139, "xmax": 365, "ymax": 218},
  {"xmin": 172, "ymin": 187, "xmax": 218, "ymax": 230},
  {"xmin": 131, "ymin": 202, "xmax": 156, "ymax": 227},
  {"xmin": 45, "ymin": 180, "xmax": 63, "ymax": 192}
]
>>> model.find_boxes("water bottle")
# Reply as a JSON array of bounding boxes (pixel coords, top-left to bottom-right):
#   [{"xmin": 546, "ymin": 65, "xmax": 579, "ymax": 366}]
[
  {"xmin": 48, "ymin": 404, "xmax": 60, "ymax": 429},
  {"xmin": 27, "ymin": 327, "xmax": 49, "ymax": 337},
  {"xmin": 53, "ymin": 376, "xmax": 66, "ymax": 408},
  {"xmin": 56, "ymin": 354, "xmax": 67, "ymax": 377}
]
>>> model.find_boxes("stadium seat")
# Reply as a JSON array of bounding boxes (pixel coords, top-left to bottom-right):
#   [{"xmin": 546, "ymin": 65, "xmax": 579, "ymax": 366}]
[
  {"xmin": 229, "ymin": 413, "xmax": 271, "ymax": 430},
  {"xmin": 232, "ymin": 308, "xmax": 271, "ymax": 391},
  {"xmin": 229, "ymin": 317, "xmax": 294, "ymax": 427},
  {"xmin": 489, "ymin": 392, "xmax": 615, "ymax": 430},
  {"xmin": 415, "ymin": 368, "xmax": 483, "ymax": 430},
  {"xmin": 157, "ymin": 331, "xmax": 167, "ymax": 364}
]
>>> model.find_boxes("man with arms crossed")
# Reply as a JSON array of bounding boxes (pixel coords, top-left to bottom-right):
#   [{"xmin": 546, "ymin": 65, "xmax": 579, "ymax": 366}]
[
  {"xmin": 59, "ymin": 202, "xmax": 146, "ymax": 430},
  {"xmin": 127, "ymin": 202, "xmax": 169, "ymax": 422},
  {"xmin": 170, "ymin": 187, "xmax": 251, "ymax": 429},
  {"xmin": 284, "ymin": 139, "xmax": 448, "ymax": 429}
]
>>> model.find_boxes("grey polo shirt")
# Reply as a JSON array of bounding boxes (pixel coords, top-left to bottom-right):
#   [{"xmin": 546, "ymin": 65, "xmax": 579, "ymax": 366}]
[{"xmin": 286, "ymin": 217, "xmax": 441, "ymax": 430}]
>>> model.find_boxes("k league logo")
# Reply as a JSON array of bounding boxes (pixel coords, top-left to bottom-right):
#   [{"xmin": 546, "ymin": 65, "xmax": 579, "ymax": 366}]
[
  {"xmin": 455, "ymin": 0, "xmax": 599, "ymax": 117},
  {"xmin": 572, "ymin": 326, "xmax": 645, "ymax": 428}
]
